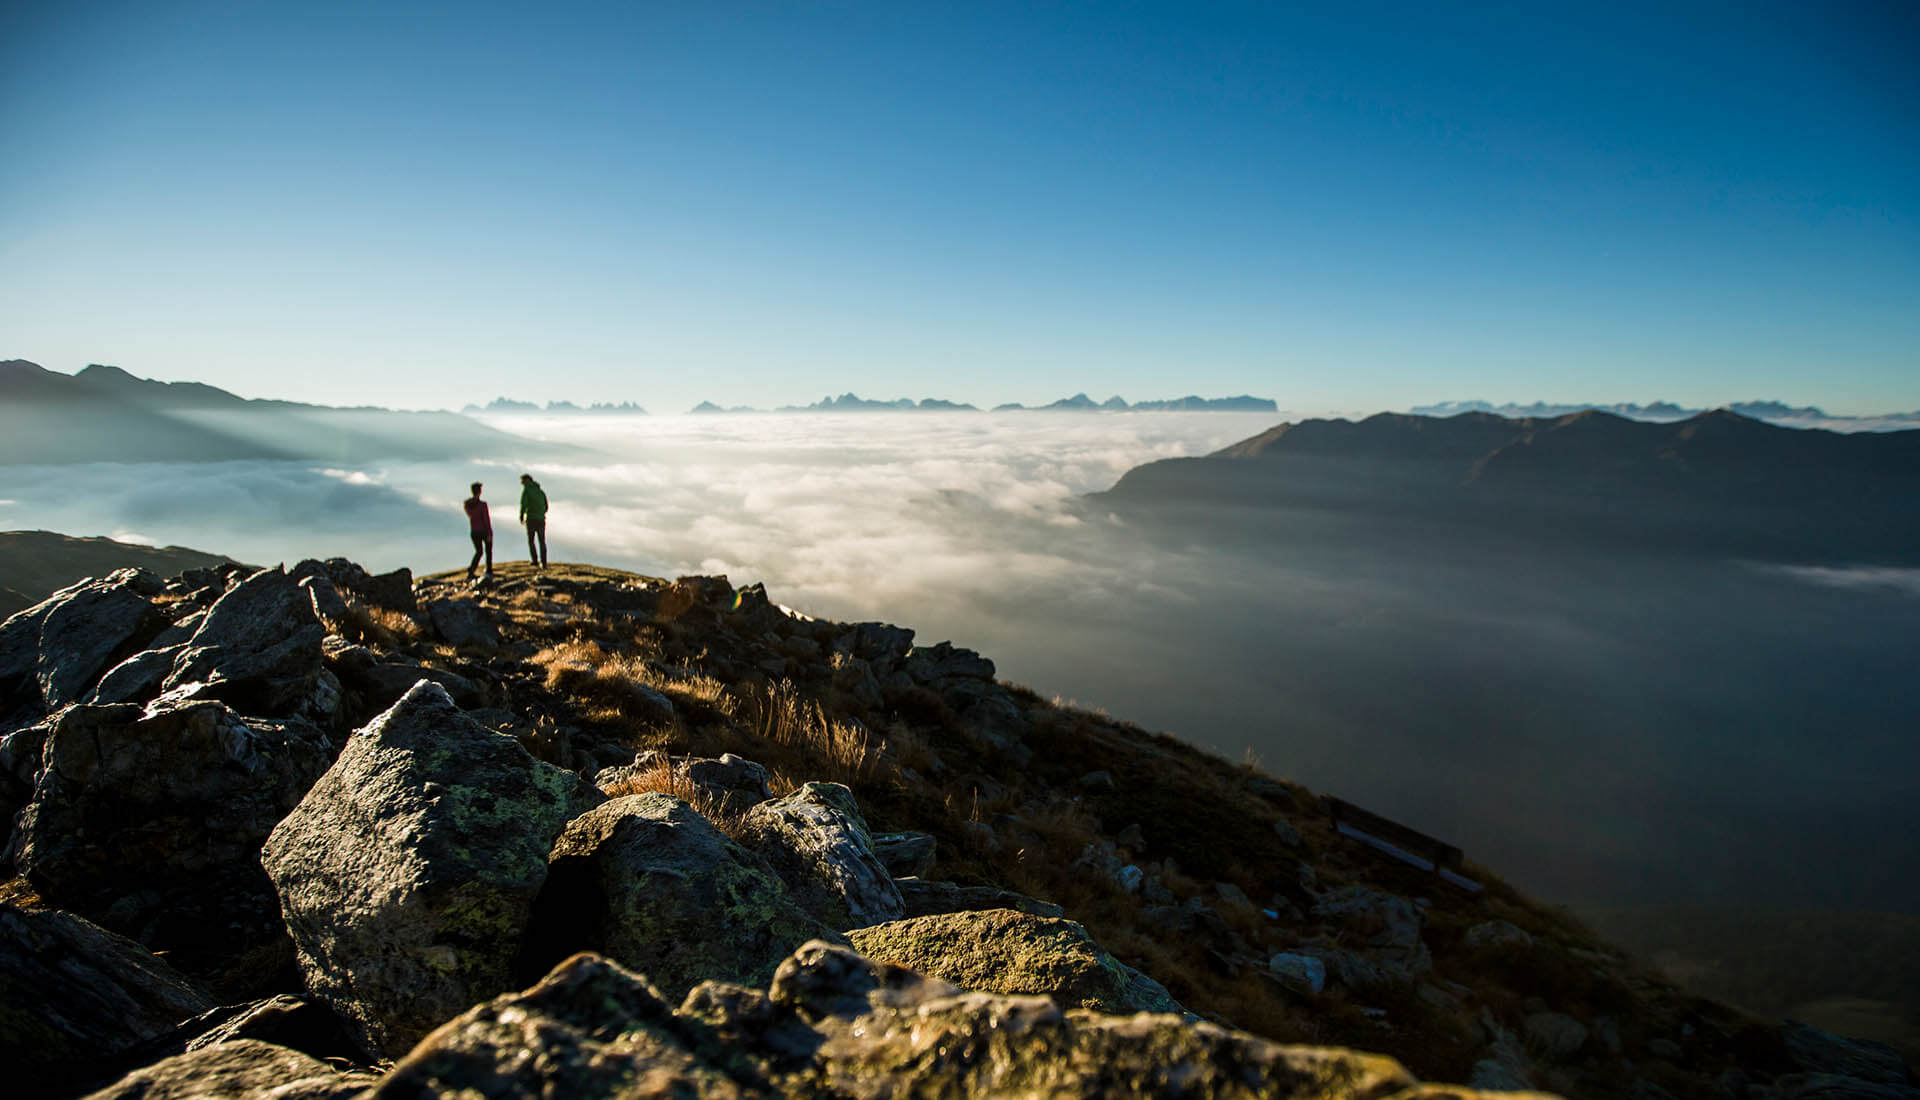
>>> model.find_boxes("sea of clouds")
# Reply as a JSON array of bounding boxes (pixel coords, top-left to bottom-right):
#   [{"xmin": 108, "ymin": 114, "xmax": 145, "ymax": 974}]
[{"xmin": 4, "ymin": 409, "xmax": 1916, "ymax": 914}]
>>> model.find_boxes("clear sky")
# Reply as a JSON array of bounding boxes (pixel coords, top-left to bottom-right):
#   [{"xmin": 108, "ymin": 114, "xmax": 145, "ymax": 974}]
[{"xmin": 3, "ymin": 1, "xmax": 1915, "ymax": 414}]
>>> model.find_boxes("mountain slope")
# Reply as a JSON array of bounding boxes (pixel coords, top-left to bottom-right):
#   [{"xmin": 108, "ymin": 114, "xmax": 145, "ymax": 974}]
[
  {"xmin": 0, "ymin": 360, "xmax": 562, "ymax": 466},
  {"xmin": 1099, "ymin": 409, "xmax": 1920, "ymax": 564},
  {"xmin": 0, "ymin": 530, "xmax": 236, "ymax": 619}
]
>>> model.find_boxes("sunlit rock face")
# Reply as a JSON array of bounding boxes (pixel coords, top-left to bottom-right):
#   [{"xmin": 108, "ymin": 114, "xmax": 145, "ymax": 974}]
[{"xmin": 262, "ymin": 681, "xmax": 603, "ymax": 1056}]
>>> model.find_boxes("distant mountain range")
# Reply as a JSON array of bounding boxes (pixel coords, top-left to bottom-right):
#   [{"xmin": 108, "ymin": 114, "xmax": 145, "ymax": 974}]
[
  {"xmin": 1413, "ymin": 399, "xmax": 1920, "ymax": 431},
  {"xmin": 1099, "ymin": 408, "xmax": 1920, "ymax": 564},
  {"xmin": 462, "ymin": 398, "xmax": 648, "ymax": 415},
  {"xmin": 685, "ymin": 392, "xmax": 1278, "ymax": 414},
  {"xmin": 0, "ymin": 361, "xmax": 557, "ymax": 466}
]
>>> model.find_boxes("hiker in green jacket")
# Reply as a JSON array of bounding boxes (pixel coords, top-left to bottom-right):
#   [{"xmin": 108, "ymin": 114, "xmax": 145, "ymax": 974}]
[{"xmin": 518, "ymin": 473, "xmax": 549, "ymax": 569}]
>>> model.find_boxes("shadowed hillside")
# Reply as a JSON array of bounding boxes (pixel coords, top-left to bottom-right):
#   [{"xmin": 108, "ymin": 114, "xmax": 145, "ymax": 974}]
[
  {"xmin": 1, "ymin": 555, "xmax": 1910, "ymax": 1097},
  {"xmin": 0, "ymin": 531, "xmax": 235, "ymax": 619},
  {"xmin": 1101, "ymin": 409, "xmax": 1920, "ymax": 564},
  {"xmin": 0, "ymin": 360, "xmax": 566, "ymax": 466}
]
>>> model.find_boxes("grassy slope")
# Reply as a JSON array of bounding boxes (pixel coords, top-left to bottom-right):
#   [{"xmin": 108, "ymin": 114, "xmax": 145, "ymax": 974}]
[{"xmin": 382, "ymin": 561, "xmax": 1799, "ymax": 1099}]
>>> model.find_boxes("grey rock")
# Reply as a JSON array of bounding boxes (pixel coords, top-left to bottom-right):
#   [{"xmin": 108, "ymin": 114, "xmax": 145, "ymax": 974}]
[
  {"xmin": 88, "ymin": 645, "xmax": 184, "ymax": 706},
  {"xmin": 895, "ymin": 876, "xmax": 1065, "ymax": 919},
  {"xmin": 299, "ymin": 574, "xmax": 350, "ymax": 625},
  {"xmin": 82, "ymin": 1038, "xmax": 371, "ymax": 1100},
  {"xmin": 380, "ymin": 944, "xmax": 1445, "ymax": 1100},
  {"xmin": 261, "ymin": 681, "xmax": 603, "ymax": 1056},
  {"xmin": 0, "ymin": 903, "xmax": 212, "ymax": 1099},
  {"xmin": 37, "ymin": 570, "xmax": 168, "ymax": 708},
  {"xmin": 846, "ymin": 908, "xmax": 1188, "ymax": 1015},
  {"xmin": 740, "ymin": 781, "xmax": 903, "ymax": 930},
  {"xmin": 1268, "ymin": 952, "xmax": 1327, "ymax": 996},
  {"xmin": 1311, "ymin": 884, "xmax": 1432, "ymax": 980},
  {"xmin": 424, "ymin": 597, "xmax": 501, "ymax": 649},
  {"xmin": 903, "ymin": 640, "xmax": 995, "ymax": 683},
  {"xmin": 1115, "ymin": 864, "xmax": 1145, "ymax": 893},
  {"xmin": 1465, "ymin": 918, "xmax": 1535, "ymax": 955},
  {"xmin": 1078, "ymin": 769, "xmax": 1116, "ymax": 791},
  {"xmin": 843, "ymin": 621, "xmax": 915, "ymax": 663},
  {"xmin": 164, "ymin": 567, "xmax": 328, "ymax": 715},
  {"xmin": 1774, "ymin": 1073, "xmax": 1920, "ymax": 1099},
  {"xmin": 527, "ymin": 793, "xmax": 837, "ymax": 1001},
  {"xmin": 679, "ymin": 752, "xmax": 770, "ymax": 806},
  {"xmin": 1524, "ymin": 1010, "xmax": 1589, "ymax": 1059},
  {"xmin": 1273, "ymin": 818, "xmax": 1303, "ymax": 848},
  {"xmin": 15, "ymin": 700, "xmax": 334, "ymax": 946},
  {"xmin": 870, "ymin": 831, "xmax": 936, "ymax": 878}
]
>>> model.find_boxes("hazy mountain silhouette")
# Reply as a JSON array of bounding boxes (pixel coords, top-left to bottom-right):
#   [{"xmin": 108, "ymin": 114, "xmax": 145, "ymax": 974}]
[
  {"xmin": 1414, "ymin": 398, "xmax": 1920, "ymax": 429},
  {"xmin": 1099, "ymin": 409, "xmax": 1920, "ymax": 564},
  {"xmin": 0, "ymin": 361, "xmax": 563, "ymax": 466},
  {"xmin": 0, "ymin": 530, "xmax": 236, "ymax": 619}
]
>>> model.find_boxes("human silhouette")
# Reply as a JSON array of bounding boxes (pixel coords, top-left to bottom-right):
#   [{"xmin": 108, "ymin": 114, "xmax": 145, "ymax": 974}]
[
  {"xmin": 464, "ymin": 482, "xmax": 494, "ymax": 582},
  {"xmin": 519, "ymin": 473, "xmax": 549, "ymax": 569}
]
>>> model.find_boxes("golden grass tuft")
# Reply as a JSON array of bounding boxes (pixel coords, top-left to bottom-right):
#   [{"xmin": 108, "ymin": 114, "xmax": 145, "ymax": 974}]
[
  {"xmin": 598, "ymin": 756, "xmax": 751, "ymax": 839},
  {"xmin": 342, "ymin": 602, "xmax": 425, "ymax": 648},
  {"xmin": 738, "ymin": 679, "xmax": 876, "ymax": 787}
]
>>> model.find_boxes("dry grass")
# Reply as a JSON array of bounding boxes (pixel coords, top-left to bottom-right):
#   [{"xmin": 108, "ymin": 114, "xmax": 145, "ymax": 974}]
[
  {"xmin": 598, "ymin": 756, "xmax": 751, "ymax": 839},
  {"xmin": 737, "ymin": 679, "xmax": 877, "ymax": 787},
  {"xmin": 342, "ymin": 602, "xmax": 425, "ymax": 648}
]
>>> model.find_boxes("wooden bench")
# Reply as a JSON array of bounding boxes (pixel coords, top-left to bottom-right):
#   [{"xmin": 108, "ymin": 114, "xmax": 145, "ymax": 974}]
[{"xmin": 1322, "ymin": 796, "xmax": 1482, "ymax": 894}]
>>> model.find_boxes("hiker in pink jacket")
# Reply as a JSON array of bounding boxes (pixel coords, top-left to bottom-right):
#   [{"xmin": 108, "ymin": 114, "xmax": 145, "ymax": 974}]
[{"xmin": 464, "ymin": 481, "xmax": 494, "ymax": 582}]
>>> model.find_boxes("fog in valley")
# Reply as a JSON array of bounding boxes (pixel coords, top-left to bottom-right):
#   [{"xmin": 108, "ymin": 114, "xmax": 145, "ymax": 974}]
[{"xmin": 7, "ymin": 410, "xmax": 1917, "ymax": 916}]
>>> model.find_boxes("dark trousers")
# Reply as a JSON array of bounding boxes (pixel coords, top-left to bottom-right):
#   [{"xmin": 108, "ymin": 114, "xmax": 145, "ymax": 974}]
[
  {"xmin": 468, "ymin": 531, "xmax": 493, "ymax": 578},
  {"xmin": 525, "ymin": 518, "xmax": 547, "ymax": 566}
]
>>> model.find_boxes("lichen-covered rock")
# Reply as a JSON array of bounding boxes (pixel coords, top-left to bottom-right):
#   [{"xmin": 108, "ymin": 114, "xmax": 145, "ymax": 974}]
[
  {"xmin": 368, "ymin": 945, "xmax": 1546, "ymax": 1099},
  {"xmin": 528, "ymin": 793, "xmax": 838, "ymax": 1001},
  {"xmin": 261, "ymin": 681, "xmax": 603, "ymax": 1056},
  {"xmin": 371, "ymin": 953, "xmax": 737, "ymax": 1099},
  {"xmin": 14, "ymin": 699, "xmax": 335, "ymax": 957},
  {"xmin": 163, "ymin": 567, "xmax": 328, "ymax": 715},
  {"xmin": 846, "ymin": 908, "xmax": 1185, "ymax": 1015},
  {"xmin": 0, "ymin": 903, "xmax": 212, "ymax": 1100},
  {"xmin": 739, "ymin": 782, "xmax": 903, "ymax": 930},
  {"xmin": 82, "ymin": 1038, "xmax": 372, "ymax": 1100}
]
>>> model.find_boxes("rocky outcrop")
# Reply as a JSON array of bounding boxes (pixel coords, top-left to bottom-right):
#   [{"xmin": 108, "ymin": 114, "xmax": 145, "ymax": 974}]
[
  {"xmin": 261, "ymin": 681, "xmax": 602, "ymax": 1055},
  {"xmin": 163, "ymin": 567, "xmax": 331, "ymax": 716},
  {"xmin": 13, "ymin": 700, "xmax": 334, "ymax": 963},
  {"xmin": 424, "ymin": 597, "xmax": 502, "ymax": 649},
  {"xmin": 81, "ymin": 1038, "xmax": 374, "ymax": 1100},
  {"xmin": 0, "ymin": 570, "xmax": 169, "ymax": 722},
  {"xmin": 739, "ymin": 781, "xmax": 903, "ymax": 931},
  {"xmin": 846, "ymin": 908, "xmax": 1186, "ymax": 1015},
  {"xmin": 372, "ymin": 944, "xmax": 1530, "ymax": 1099},
  {"xmin": 528, "ymin": 793, "xmax": 836, "ymax": 1001},
  {"xmin": 0, "ymin": 903, "xmax": 212, "ymax": 1098}
]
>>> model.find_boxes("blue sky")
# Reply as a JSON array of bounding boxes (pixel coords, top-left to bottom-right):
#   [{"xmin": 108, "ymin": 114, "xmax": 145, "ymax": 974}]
[{"xmin": 2, "ymin": 1, "xmax": 1915, "ymax": 414}]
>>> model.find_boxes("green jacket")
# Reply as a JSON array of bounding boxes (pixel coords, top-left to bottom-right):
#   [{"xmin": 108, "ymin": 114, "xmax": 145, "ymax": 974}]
[{"xmin": 519, "ymin": 482, "xmax": 548, "ymax": 523}]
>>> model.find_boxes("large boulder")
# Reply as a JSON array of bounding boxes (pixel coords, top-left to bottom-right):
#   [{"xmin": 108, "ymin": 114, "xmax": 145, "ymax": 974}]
[
  {"xmin": 738, "ymin": 781, "xmax": 903, "ymax": 930},
  {"xmin": 35, "ymin": 569, "xmax": 168, "ymax": 709},
  {"xmin": 13, "ymin": 700, "xmax": 335, "ymax": 965},
  {"xmin": 261, "ymin": 681, "xmax": 603, "ymax": 1056},
  {"xmin": 423, "ymin": 597, "xmax": 501, "ymax": 649},
  {"xmin": 846, "ymin": 908, "xmax": 1185, "ymax": 1015},
  {"xmin": 527, "ymin": 793, "xmax": 837, "ymax": 1001},
  {"xmin": 0, "ymin": 903, "xmax": 212, "ymax": 1100},
  {"xmin": 0, "ymin": 570, "xmax": 168, "ymax": 721},
  {"xmin": 163, "ymin": 567, "xmax": 329, "ymax": 715},
  {"xmin": 81, "ymin": 1039, "xmax": 372, "ymax": 1100},
  {"xmin": 372, "ymin": 945, "xmax": 1524, "ymax": 1100}
]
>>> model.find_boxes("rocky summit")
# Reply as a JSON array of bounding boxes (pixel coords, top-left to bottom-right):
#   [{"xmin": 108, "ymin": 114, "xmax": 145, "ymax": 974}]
[{"xmin": 0, "ymin": 559, "xmax": 1911, "ymax": 1099}]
